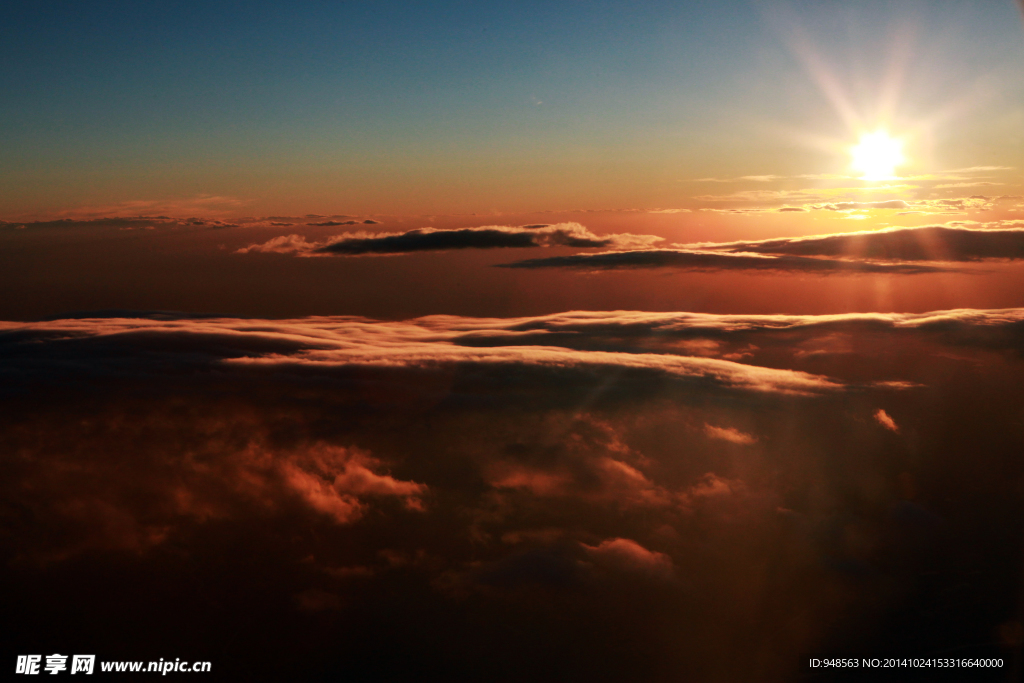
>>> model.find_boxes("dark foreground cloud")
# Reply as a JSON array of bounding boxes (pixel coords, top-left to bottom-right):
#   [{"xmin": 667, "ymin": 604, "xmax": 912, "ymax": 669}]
[
  {"xmin": 701, "ymin": 225, "xmax": 1024, "ymax": 262},
  {"xmin": 437, "ymin": 308, "xmax": 1024, "ymax": 359},
  {"xmin": 3, "ymin": 311, "xmax": 1024, "ymax": 681},
  {"xmin": 306, "ymin": 219, "xmax": 381, "ymax": 226},
  {"xmin": 0, "ymin": 316, "xmax": 855, "ymax": 397},
  {"xmin": 499, "ymin": 248, "xmax": 952, "ymax": 274},
  {"xmin": 237, "ymin": 223, "xmax": 662, "ymax": 256}
]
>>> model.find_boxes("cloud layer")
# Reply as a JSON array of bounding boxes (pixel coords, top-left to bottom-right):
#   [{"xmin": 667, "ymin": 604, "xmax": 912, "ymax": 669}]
[
  {"xmin": 4, "ymin": 309, "xmax": 1024, "ymax": 680},
  {"xmin": 238, "ymin": 223, "xmax": 662, "ymax": 256},
  {"xmin": 699, "ymin": 225, "xmax": 1024, "ymax": 262},
  {"xmin": 500, "ymin": 224, "xmax": 1024, "ymax": 275},
  {"xmin": 499, "ymin": 248, "xmax": 953, "ymax": 274},
  {"xmin": 0, "ymin": 314, "xmax": 858, "ymax": 399}
]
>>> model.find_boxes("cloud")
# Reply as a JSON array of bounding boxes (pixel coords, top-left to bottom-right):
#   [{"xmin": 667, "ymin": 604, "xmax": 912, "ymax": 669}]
[
  {"xmin": 702, "ymin": 208, "xmax": 770, "ymax": 215},
  {"xmin": 0, "ymin": 315, "xmax": 873, "ymax": 411},
  {"xmin": 813, "ymin": 200, "xmax": 910, "ymax": 211},
  {"xmin": 253, "ymin": 443, "xmax": 426, "ymax": 523},
  {"xmin": 919, "ymin": 197, "xmax": 994, "ymax": 211},
  {"xmin": 2, "ymin": 214, "xmax": 384, "ymax": 234},
  {"xmin": 237, "ymin": 223, "xmax": 663, "ymax": 256},
  {"xmin": 56, "ymin": 194, "xmax": 248, "ymax": 219},
  {"xmin": 795, "ymin": 173, "xmax": 854, "ymax": 180},
  {"xmin": 692, "ymin": 176, "xmax": 794, "ymax": 184},
  {"xmin": 307, "ymin": 219, "xmax": 382, "ymax": 226},
  {"xmin": 235, "ymin": 233, "xmax": 318, "ymax": 254},
  {"xmin": 0, "ymin": 428, "xmax": 425, "ymax": 561},
  {"xmin": 874, "ymin": 409, "xmax": 899, "ymax": 432},
  {"xmin": 0, "ymin": 312, "xmax": 874, "ymax": 573},
  {"xmin": 5, "ymin": 308, "xmax": 1024, "ymax": 680},
  {"xmin": 484, "ymin": 423, "xmax": 672, "ymax": 509},
  {"xmin": 943, "ymin": 166, "xmax": 1014, "ymax": 173},
  {"xmin": 225, "ymin": 343, "xmax": 845, "ymax": 396},
  {"xmin": 696, "ymin": 225, "xmax": 1024, "ymax": 262},
  {"xmin": 498, "ymin": 248, "xmax": 952, "ymax": 274},
  {"xmin": 435, "ymin": 308, "xmax": 1024, "ymax": 365},
  {"xmin": 581, "ymin": 538, "xmax": 674, "ymax": 579},
  {"xmin": 693, "ymin": 189, "xmax": 999, "ymax": 214},
  {"xmin": 694, "ymin": 185, "xmax": 922, "ymax": 206},
  {"xmin": 704, "ymin": 424, "xmax": 757, "ymax": 445},
  {"xmin": 694, "ymin": 188, "xmax": 830, "ymax": 203},
  {"xmin": 0, "ymin": 215, "xmax": 240, "ymax": 232},
  {"xmin": 691, "ymin": 169, "xmax": 1012, "ymax": 188}
]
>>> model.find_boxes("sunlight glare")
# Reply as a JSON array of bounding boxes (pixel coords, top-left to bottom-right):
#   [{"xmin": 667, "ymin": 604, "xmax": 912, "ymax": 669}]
[{"xmin": 850, "ymin": 131, "xmax": 905, "ymax": 180}]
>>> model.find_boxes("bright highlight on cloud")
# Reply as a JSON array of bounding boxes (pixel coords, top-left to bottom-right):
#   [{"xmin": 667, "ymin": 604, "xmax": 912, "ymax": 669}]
[
  {"xmin": 0, "ymin": 315, "xmax": 853, "ymax": 397},
  {"xmin": 874, "ymin": 409, "xmax": 899, "ymax": 432},
  {"xmin": 704, "ymin": 424, "xmax": 757, "ymax": 445}
]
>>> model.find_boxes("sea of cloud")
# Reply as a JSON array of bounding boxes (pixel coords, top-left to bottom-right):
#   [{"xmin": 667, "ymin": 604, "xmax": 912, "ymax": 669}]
[{"xmin": 3, "ymin": 309, "xmax": 1023, "ymax": 680}]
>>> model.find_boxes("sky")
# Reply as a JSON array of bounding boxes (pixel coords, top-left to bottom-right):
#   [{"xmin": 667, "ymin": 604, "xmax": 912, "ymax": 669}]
[
  {"xmin": 3, "ymin": 2, "xmax": 1024, "ymax": 681},
  {"xmin": 2, "ymin": 0, "xmax": 1023, "ymax": 216}
]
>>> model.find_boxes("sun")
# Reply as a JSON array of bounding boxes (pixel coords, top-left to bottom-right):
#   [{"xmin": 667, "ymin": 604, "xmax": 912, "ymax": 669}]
[{"xmin": 850, "ymin": 130, "xmax": 905, "ymax": 180}]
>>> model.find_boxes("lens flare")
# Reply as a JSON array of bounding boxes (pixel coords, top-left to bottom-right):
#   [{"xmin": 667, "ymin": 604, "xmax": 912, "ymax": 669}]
[{"xmin": 850, "ymin": 131, "xmax": 905, "ymax": 180}]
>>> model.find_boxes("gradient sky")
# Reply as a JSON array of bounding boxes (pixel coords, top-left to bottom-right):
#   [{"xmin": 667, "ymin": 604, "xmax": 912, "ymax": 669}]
[{"xmin": 2, "ymin": 0, "xmax": 1022, "ymax": 216}]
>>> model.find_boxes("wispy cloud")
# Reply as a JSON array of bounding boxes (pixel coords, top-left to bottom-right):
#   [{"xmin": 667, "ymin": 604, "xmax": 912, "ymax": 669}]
[
  {"xmin": 693, "ymin": 166, "xmax": 1014, "ymax": 187},
  {"xmin": 694, "ymin": 175, "xmax": 783, "ymax": 183},
  {"xmin": 0, "ymin": 215, "xmax": 240, "ymax": 231},
  {"xmin": 813, "ymin": 200, "xmax": 911, "ymax": 211},
  {"xmin": 307, "ymin": 219, "xmax": 382, "ymax": 226},
  {"xmin": 934, "ymin": 182, "xmax": 1002, "ymax": 189},
  {"xmin": 704, "ymin": 424, "xmax": 757, "ymax": 445},
  {"xmin": 56, "ymin": 194, "xmax": 249, "ymax": 219}
]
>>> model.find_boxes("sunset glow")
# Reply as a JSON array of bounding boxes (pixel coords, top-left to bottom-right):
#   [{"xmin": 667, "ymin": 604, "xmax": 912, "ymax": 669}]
[{"xmin": 3, "ymin": 2, "xmax": 1024, "ymax": 681}]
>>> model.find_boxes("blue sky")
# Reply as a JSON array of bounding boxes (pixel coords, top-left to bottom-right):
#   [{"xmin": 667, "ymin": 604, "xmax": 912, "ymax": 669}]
[{"xmin": 2, "ymin": 0, "xmax": 1022, "ymax": 215}]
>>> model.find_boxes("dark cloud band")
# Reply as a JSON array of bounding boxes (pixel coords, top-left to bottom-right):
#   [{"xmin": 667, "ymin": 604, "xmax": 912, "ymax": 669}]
[
  {"xmin": 238, "ymin": 223, "xmax": 662, "ymax": 256},
  {"xmin": 701, "ymin": 225, "xmax": 1024, "ymax": 261},
  {"xmin": 498, "ymin": 248, "xmax": 952, "ymax": 274}
]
